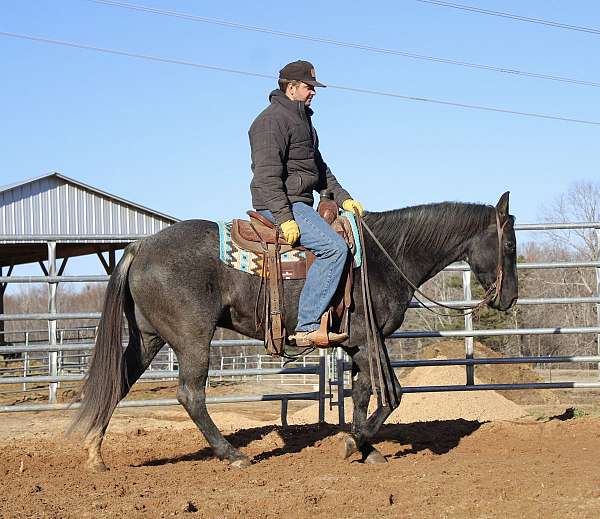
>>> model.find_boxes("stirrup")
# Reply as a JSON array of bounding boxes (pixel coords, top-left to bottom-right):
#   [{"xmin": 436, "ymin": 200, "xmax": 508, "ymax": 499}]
[
  {"xmin": 289, "ymin": 330, "xmax": 348, "ymax": 348},
  {"xmin": 290, "ymin": 308, "xmax": 349, "ymax": 347}
]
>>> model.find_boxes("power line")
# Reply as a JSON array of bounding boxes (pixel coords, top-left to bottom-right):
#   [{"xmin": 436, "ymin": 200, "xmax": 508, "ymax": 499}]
[
  {"xmin": 415, "ymin": 0, "xmax": 600, "ymax": 35},
  {"xmin": 2, "ymin": 30, "xmax": 599, "ymax": 126},
  {"xmin": 86, "ymin": 0, "xmax": 600, "ymax": 89},
  {"xmin": 0, "ymin": 31, "xmax": 276, "ymax": 80}
]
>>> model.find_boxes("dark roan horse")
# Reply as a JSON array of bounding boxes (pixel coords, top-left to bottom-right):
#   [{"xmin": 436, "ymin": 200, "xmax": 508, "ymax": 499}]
[{"xmin": 72, "ymin": 192, "xmax": 518, "ymax": 470}]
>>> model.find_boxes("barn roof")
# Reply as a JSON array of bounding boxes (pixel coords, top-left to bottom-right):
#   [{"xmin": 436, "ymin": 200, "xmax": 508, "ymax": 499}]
[{"xmin": 0, "ymin": 172, "xmax": 180, "ymax": 267}]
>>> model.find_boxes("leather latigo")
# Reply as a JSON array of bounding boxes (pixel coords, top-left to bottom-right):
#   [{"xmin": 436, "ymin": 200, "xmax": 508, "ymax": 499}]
[{"xmin": 279, "ymin": 258, "xmax": 308, "ymax": 280}]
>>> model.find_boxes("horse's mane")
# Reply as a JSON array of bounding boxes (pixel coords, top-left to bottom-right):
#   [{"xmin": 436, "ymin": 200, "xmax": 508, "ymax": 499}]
[{"xmin": 364, "ymin": 202, "xmax": 494, "ymax": 256}]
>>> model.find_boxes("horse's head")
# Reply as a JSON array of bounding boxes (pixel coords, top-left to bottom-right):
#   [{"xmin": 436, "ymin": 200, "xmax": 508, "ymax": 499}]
[{"xmin": 465, "ymin": 192, "xmax": 518, "ymax": 311}]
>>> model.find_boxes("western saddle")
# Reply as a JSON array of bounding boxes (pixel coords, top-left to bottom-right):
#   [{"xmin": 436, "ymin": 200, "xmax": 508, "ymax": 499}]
[{"xmin": 230, "ymin": 197, "xmax": 356, "ymax": 356}]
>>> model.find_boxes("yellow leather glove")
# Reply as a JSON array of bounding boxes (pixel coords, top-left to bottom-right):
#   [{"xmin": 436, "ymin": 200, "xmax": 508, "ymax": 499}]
[
  {"xmin": 280, "ymin": 219, "xmax": 300, "ymax": 245},
  {"xmin": 342, "ymin": 199, "xmax": 365, "ymax": 216}
]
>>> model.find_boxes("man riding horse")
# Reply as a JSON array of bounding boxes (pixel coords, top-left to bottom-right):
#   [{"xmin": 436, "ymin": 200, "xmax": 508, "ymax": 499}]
[
  {"xmin": 248, "ymin": 60, "xmax": 365, "ymax": 348},
  {"xmin": 72, "ymin": 61, "xmax": 518, "ymax": 471}
]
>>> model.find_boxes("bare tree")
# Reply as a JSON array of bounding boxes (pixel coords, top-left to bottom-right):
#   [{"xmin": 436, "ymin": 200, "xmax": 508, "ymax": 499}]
[
  {"xmin": 518, "ymin": 180, "xmax": 600, "ymax": 361},
  {"xmin": 540, "ymin": 179, "xmax": 600, "ymax": 260}
]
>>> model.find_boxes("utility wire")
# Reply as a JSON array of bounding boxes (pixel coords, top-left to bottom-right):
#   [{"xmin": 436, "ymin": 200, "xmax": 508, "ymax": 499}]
[
  {"xmin": 416, "ymin": 0, "xmax": 600, "ymax": 35},
  {"xmin": 2, "ymin": 30, "xmax": 599, "ymax": 126},
  {"xmin": 0, "ymin": 31, "xmax": 275, "ymax": 80},
  {"xmin": 86, "ymin": 0, "xmax": 600, "ymax": 89}
]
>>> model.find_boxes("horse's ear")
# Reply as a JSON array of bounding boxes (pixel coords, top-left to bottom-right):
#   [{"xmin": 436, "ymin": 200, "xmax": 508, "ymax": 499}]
[{"xmin": 496, "ymin": 191, "xmax": 510, "ymax": 221}]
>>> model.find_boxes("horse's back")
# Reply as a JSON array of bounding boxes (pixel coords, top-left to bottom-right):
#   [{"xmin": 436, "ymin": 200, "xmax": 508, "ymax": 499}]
[{"xmin": 135, "ymin": 219, "xmax": 219, "ymax": 268}]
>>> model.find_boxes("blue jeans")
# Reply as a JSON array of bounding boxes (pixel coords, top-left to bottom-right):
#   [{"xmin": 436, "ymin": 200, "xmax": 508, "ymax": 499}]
[{"xmin": 259, "ymin": 202, "xmax": 348, "ymax": 332}]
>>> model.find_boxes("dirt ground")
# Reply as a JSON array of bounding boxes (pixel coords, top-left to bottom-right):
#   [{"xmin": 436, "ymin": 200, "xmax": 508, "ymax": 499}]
[
  {"xmin": 2, "ymin": 387, "xmax": 600, "ymax": 518},
  {"xmin": 2, "ymin": 409, "xmax": 600, "ymax": 519},
  {"xmin": 2, "ymin": 341, "xmax": 600, "ymax": 518}
]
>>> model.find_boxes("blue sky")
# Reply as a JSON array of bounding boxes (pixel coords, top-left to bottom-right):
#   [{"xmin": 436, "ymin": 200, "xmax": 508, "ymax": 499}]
[{"xmin": 2, "ymin": 0, "xmax": 599, "ymax": 273}]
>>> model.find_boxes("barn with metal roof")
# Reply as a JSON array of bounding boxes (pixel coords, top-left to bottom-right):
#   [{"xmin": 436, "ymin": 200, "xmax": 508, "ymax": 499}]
[
  {"xmin": 0, "ymin": 172, "xmax": 179, "ymax": 345},
  {"xmin": 0, "ymin": 172, "xmax": 179, "ymax": 269}
]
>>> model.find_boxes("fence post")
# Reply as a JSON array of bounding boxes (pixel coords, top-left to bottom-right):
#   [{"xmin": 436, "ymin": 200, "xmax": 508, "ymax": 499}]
[
  {"xmin": 596, "ymin": 228, "xmax": 600, "ymax": 379},
  {"xmin": 57, "ymin": 329, "xmax": 64, "ymax": 388},
  {"xmin": 463, "ymin": 267, "xmax": 474, "ymax": 385},
  {"xmin": 318, "ymin": 349, "xmax": 326, "ymax": 423},
  {"xmin": 168, "ymin": 347, "xmax": 174, "ymax": 374},
  {"xmin": 23, "ymin": 351, "xmax": 29, "ymax": 392},
  {"xmin": 47, "ymin": 241, "xmax": 58, "ymax": 403},
  {"xmin": 280, "ymin": 398, "xmax": 288, "ymax": 427},
  {"xmin": 305, "ymin": 355, "xmax": 310, "ymax": 385},
  {"xmin": 257, "ymin": 354, "xmax": 262, "ymax": 382},
  {"xmin": 336, "ymin": 347, "xmax": 346, "ymax": 425}
]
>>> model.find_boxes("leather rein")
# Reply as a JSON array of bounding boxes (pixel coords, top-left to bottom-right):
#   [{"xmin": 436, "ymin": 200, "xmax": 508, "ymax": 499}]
[
  {"xmin": 355, "ymin": 209, "xmax": 508, "ymax": 317},
  {"xmin": 351, "ymin": 210, "xmax": 507, "ymax": 409}
]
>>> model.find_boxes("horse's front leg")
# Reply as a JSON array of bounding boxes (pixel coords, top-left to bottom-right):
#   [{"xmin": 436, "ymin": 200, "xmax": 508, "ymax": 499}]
[{"xmin": 341, "ymin": 349, "xmax": 402, "ymax": 464}]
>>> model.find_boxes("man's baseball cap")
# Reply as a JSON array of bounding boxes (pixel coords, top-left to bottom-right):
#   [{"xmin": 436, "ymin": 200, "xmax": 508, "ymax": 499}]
[{"xmin": 279, "ymin": 60, "xmax": 326, "ymax": 87}]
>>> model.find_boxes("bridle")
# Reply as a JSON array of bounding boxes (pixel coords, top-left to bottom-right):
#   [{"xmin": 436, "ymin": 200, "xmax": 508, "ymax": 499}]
[
  {"xmin": 355, "ymin": 208, "xmax": 509, "ymax": 316},
  {"xmin": 354, "ymin": 208, "xmax": 509, "ymax": 409}
]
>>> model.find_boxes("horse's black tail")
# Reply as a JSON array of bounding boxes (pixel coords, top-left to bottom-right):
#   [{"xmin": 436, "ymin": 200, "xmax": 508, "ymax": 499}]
[{"xmin": 69, "ymin": 240, "xmax": 142, "ymax": 438}]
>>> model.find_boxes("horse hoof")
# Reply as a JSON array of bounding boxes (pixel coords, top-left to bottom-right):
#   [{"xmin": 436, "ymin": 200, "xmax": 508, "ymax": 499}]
[
  {"xmin": 87, "ymin": 461, "xmax": 109, "ymax": 472},
  {"xmin": 365, "ymin": 449, "xmax": 387, "ymax": 465},
  {"xmin": 230, "ymin": 457, "xmax": 251, "ymax": 469},
  {"xmin": 340, "ymin": 435, "xmax": 358, "ymax": 459}
]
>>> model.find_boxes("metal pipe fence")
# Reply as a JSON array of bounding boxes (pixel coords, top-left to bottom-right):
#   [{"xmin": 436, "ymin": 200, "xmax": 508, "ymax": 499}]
[
  {"xmin": 331, "ymin": 221, "xmax": 600, "ymax": 423},
  {"xmin": 1, "ymin": 222, "xmax": 599, "ymax": 425},
  {"xmin": 0, "ymin": 338, "xmax": 329, "ymax": 423}
]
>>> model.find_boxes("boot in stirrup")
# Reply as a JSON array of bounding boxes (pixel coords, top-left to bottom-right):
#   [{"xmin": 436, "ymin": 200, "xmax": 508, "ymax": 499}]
[{"xmin": 289, "ymin": 329, "xmax": 348, "ymax": 348}]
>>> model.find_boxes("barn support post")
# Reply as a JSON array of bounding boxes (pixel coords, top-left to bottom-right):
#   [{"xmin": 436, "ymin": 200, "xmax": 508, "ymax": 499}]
[
  {"xmin": 0, "ymin": 265, "xmax": 14, "ymax": 346},
  {"xmin": 47, "ymin": 241, "xmax": 58, "ymax": 403},
  {"xmin": 109, "ymin": 249, "xmax": 116, "ymax": 273},
  {"xmin": 97, "ymin": 249, "xmax": 116, "ymax": 275},
  {"xmin": 0, "ymin": 266, "xmax": 5, "ymax": 346},
  {"xmin": 463, "ymin": 268, "xmax": 475, "ymax": 385}
]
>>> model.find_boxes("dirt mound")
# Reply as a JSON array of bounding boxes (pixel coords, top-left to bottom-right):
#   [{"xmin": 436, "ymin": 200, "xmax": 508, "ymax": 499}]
[
  {"xmin": 420, "ymin": 340, "xmax": 558, "ymax": 405},
  {"xmin": 393, "ymin": 362, "xmax": 528, "ymax": 422},
  {"xmin": 293, "ymin": 360, "xmax": 528, "ymax": 424}
]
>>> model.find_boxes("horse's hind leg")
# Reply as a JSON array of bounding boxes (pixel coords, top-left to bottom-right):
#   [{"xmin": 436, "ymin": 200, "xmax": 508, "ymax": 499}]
[
  {"xmin": 173, "ymin": 332, "xmax": 251, "ymax": 468},
  {"xmin": 86, "ymin": 325, "xmax": 165, "ymax": 471}
]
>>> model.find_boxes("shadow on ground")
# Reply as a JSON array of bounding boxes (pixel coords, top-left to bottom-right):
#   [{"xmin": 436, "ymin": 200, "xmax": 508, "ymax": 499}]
[
  {"xmin": 383, "ymin": 419, "xmax": 484, "ymax": 457},
  {"xmin": 138, "ymin": 419, "xmax": 484, "ymax": 466}
]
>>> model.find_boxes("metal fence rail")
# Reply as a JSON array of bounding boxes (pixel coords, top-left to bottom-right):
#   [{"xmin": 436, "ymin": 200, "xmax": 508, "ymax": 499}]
[
  {"xmin": 0, "ymin": 342, "xmax": 329, "ymax": 423},
  {"xmin": 329, "ymin": 221, "xmax": 600, "ymax": 424},
  {"xmin": 1, "ymin": 221, "xmax": 600, "ymax": 425}
]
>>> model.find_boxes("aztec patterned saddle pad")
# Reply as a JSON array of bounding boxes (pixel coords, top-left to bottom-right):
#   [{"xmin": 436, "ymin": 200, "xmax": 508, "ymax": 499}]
[{"xmin": 217, "ymin": 211, "xmax": 362, "ymax": 278}]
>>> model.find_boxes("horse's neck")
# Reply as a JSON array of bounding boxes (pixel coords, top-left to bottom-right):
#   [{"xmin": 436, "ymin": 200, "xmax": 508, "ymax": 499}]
[
  {"xmin": 365, "ymin": 209, "xmax": 473, "ymax": 289},
  {"xmin": 413, "ymin": 243, "xmax": 468, "ymax": 286}
]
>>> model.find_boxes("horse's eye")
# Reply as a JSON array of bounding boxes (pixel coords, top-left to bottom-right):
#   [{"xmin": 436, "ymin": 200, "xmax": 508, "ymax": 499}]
[{"xmin": 504, "ymin": 241, "xmax": 515, "ymax": 252}]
